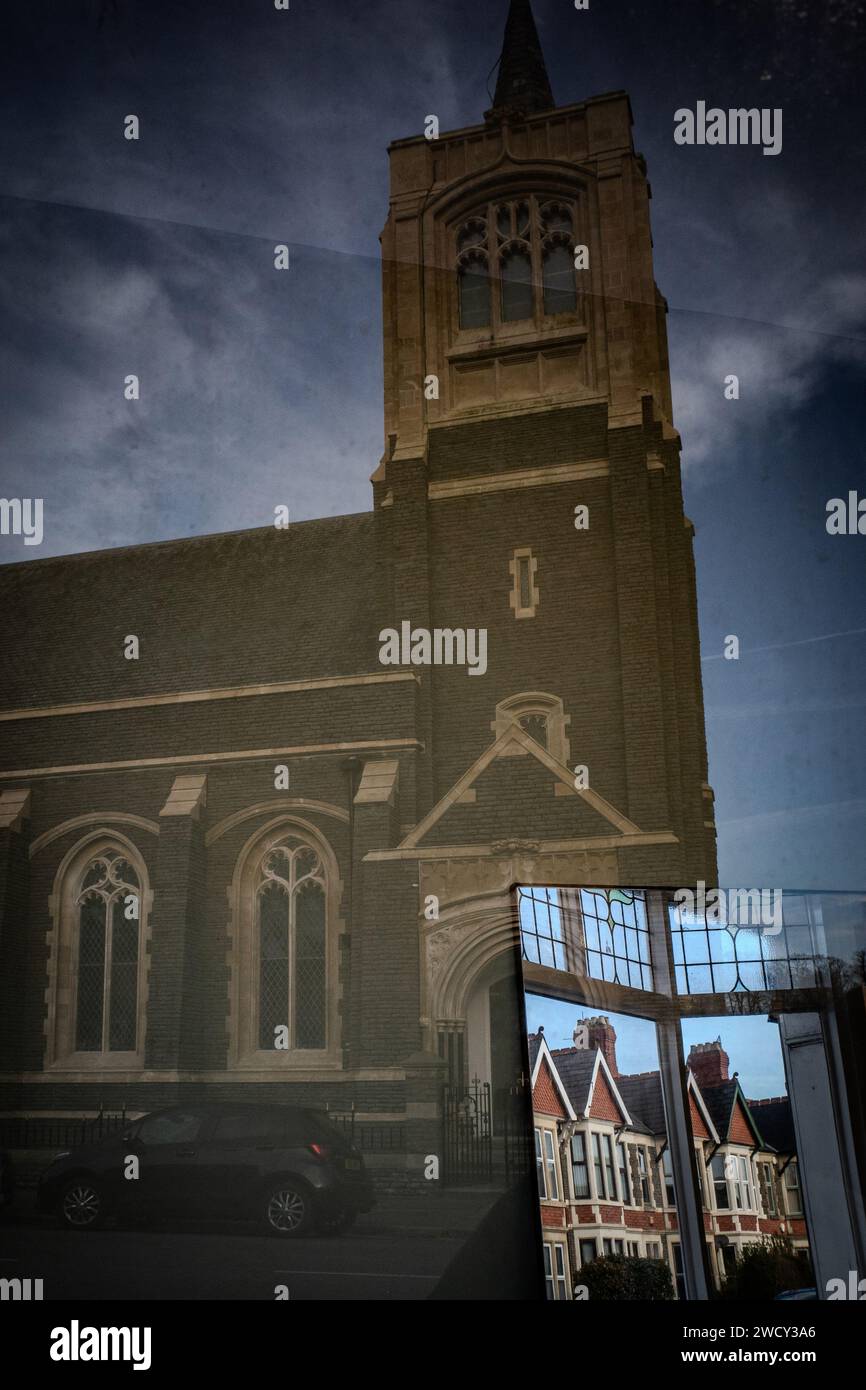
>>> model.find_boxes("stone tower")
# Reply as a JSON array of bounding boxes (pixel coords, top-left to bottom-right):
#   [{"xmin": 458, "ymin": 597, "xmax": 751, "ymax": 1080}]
[{"xmin": 373, "ymin": 0, "xmax": 717, "ymax": 890}]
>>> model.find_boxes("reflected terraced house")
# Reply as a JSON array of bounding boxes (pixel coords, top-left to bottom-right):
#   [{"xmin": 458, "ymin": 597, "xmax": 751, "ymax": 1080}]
[{"xmin": 529, "ymin": 1024, "xmax": 809, "ymax": 1299}]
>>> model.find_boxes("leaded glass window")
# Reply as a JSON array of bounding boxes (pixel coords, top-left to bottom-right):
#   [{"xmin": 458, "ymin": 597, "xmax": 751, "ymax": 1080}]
[
  {"xmin": 256, "ymin": 835, "xmax": 327, "ymax": 1051},
  {"xmin": 74, "ymin": 853, "xmax": 140, "ymax": 1053},
  {"xmin": 455, "ymin": 195, "xmax": 581, "ymax": 332}
]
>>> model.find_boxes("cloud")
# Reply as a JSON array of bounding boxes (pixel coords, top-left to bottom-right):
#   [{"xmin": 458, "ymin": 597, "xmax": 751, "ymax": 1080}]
[{"xmin": 666, "ymin": 190, "xmax": 866, "ymax": 470}]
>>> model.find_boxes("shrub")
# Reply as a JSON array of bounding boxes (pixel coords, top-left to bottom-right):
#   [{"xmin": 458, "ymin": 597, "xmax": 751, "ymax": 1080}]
[
  {"xmin": 579, "ymin": 1254, "xmax": 675, "ymax": 1301},
  {"xmin": 719, "ymin": 1235, "xmax": 813, "ymax": 1301}
]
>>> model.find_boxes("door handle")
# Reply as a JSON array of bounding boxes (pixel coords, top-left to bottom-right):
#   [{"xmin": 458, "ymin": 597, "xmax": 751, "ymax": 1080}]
[{"xmin": 176, "ymin": 1148, "xmax": 196, "ymax": 1157}]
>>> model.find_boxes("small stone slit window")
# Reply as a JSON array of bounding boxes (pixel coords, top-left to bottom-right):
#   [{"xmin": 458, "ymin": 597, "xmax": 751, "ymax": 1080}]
[{"xmin": 509, "ymin": 547, "xmax": 539, "ymax": 618}]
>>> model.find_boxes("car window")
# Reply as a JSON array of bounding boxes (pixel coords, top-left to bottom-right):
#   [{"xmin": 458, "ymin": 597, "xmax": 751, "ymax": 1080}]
[
  {"xmin": 137, "ymin": 1111, "xmax": 202, "ymax": 1146},
  {"xmin": 212, "ymin": 1113, "xmax": 275, "ymax": 1142}
]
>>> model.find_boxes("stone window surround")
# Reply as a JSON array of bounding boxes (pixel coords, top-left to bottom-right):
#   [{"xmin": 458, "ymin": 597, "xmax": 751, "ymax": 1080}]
[
  {"xmin": 509, "ymin": 547, "xmax": 540, "ymax": 619},
  {"xmin": 226, "ymin": 814, "xmax": 344, "ymax": 1072},
  {"xmin": 492, "ymin": 690, "xmax": 571, "ymax": 765}
]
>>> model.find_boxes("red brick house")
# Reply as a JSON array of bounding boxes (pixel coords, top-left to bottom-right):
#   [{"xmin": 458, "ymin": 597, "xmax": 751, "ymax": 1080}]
[{"xmin": 529, "ymin": 1022, "xmax": 809, "ymax": 1298}]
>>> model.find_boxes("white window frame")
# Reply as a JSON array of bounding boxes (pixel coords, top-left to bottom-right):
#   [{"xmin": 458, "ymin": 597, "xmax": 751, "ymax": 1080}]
[
  {"xmin": 571, "ymin": 1130, "xmax": 590, "ymax": 1199},
  {"xmin": 617, "ymin": 1140, "xmax": 632, "ymax": 1206},
  {"xmin": 543, "ymin": 1127, "xmax": 559, "ymax": 1200},
  {"xmin": 535, "ymin": 1127, "xmax": 548, "ymax": 1199},
  {"xmin": 784, "ymin": 1161, "xmax": 803, "ymax": 1216}
]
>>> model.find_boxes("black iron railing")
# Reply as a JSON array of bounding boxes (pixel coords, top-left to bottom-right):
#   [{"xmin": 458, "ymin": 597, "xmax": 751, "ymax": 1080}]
[{"xmin": 0, "ymin": 1108, "xmax": 128, "ymax": 1150}]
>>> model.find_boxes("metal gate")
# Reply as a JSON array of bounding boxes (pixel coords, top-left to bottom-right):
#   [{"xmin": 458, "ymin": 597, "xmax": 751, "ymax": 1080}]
[
  {"xmin": 499, "ymin": 1080, "xmax": 534, "ymax": 1185},
  {"xmin": 442, "ymin": 1078, "xmax": 492, "ymax": 1185}
]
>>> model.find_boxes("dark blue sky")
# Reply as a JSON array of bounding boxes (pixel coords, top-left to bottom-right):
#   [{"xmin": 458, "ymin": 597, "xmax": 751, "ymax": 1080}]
[{"xmin": 1, "ymin": 0, "xmax": 864, "ymax": 891}]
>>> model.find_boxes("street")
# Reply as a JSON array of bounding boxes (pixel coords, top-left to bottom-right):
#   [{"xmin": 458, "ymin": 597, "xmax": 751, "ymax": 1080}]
[{"xmin": 0, "ymin": 1207, "xmax": 468, "ymax": 1301}]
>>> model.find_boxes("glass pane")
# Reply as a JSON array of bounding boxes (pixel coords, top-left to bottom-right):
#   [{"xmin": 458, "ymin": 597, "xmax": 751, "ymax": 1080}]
[
  {"xmin": 543, "ymin": 243, "xmax": 576, "ymax": 315},
  {"xmin": 109, "ymin": 913, "xmax": 138, "ymax": 1051},
  {"xmin": 111, "ymin": 857, "xmax": 139, "ymax": 890},
  {"xmin": 518, "ymin": 712, "xmax": 548, "ymax": 746},
  {"xmin": 518, "ymin": 555, "xmax": 532, "ymax": 608},
  {"xmin": 458, "ymin": 257, "xmax": 490, "ymax": 329},
  {"xmin": 496, "ymin": 205, "xmax": 511, "ymax": 239},
  {"xmin": 259, "ymin": 882, "xmax": 289, "ymax": 1049},
  {"xmin": 295, "ymin": 879, "xmax": 326, "ymax": 1049},
  {"xmin": 457, "ymin": 219, "xmax": 486, "ymax": 251},
  {"xmin": 76, "ymin": 895, "xmax": 105, "ymax": 1051},
  {"xmin": 500, "ymin": 248, "xmax": 533, "ymax": 321},
  {"xmin": 542, "ymin": 203, "xmax": 572, "ymax": 235}
]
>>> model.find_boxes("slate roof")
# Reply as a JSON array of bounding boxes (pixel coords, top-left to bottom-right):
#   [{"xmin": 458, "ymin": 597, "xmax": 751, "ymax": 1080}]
[
  {"xmin": 615, "ymin": 1073, "xmax": 665, "ymax": 1137},
  {"xmin": 547, "ymin": 1047, "xmax": 597, "ymax": 1114},
  {"xmin": 748, "ymin": 1098, "xmax": 795, "ymax": 1154},
  {"xmin": 0, "ymin": 513, "xmax": 378, "ymax": 709}
]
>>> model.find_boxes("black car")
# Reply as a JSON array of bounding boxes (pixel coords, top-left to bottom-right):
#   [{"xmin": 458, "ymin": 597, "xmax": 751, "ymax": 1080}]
[{"xmin": 38, "ymin": 1104, "xmax": 375, "ymax": 1236}]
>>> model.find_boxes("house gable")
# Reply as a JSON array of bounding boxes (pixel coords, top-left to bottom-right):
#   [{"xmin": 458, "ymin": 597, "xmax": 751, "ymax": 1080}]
[{"xmin": 534, "ymin": 1055, "xmax": 568, "ymax": 1118}]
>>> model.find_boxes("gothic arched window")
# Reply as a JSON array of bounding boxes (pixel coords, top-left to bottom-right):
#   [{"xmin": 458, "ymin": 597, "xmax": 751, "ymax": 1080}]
[
  {"xmin": 455, "ymin": 195, "xmax": 581, "ymax": 333},
  {"xmin": 74, "ymin": 853, "xmax": 141, "ymax": 1052},
  {"xmin": 45, "ymin": 833, "xmax": 150, "ymax": 1066},
  {"xmin": 256, "ymin": 835, "xmax": 327, "ymax": 1051}
]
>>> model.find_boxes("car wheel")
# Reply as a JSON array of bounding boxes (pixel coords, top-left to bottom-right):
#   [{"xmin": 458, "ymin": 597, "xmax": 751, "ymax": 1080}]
[
  {"xmin": 264, "ymin": 1182, "xmax": 312, "ymax": 1236},
  {"xmin": 316, "ymin": 1207, "xmax": 357, "ymax": 1236},
  {"xmin": 60, "ymin": 1178, "xmax": 105, "ymax": 1230}
]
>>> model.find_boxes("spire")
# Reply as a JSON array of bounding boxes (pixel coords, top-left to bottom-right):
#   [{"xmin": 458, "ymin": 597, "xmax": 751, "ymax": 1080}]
[{"xmin": 487, "ymin": 0, "xmax": 554, "ymax": 122}]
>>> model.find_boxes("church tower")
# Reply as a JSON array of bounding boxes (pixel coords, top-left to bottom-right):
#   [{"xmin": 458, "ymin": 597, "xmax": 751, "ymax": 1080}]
[{"xmin": 373, "ymin": 0, "xmax": 717, "ymax": 890}]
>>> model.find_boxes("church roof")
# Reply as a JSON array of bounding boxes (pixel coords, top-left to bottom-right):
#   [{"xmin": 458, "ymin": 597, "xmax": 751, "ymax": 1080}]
[
  {"xmin": 488, "ymin": 0, "xmax": 554, "ymax": 121},
  {"xmin": 0, "ymin": 513, "xmax": 379, "ymax": 709}
]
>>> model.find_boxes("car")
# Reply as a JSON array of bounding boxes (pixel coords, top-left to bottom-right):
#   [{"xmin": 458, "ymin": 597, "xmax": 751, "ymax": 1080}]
[{"xmin": 37, "ymin": 1103, "xmax": 375, "ymax": 1237}]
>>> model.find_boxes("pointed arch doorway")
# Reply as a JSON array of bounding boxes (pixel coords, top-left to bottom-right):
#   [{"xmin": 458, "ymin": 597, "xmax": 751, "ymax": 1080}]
[{"xmin": 465, "ymin": 955, "xmax": 526, "ymax": 1134}]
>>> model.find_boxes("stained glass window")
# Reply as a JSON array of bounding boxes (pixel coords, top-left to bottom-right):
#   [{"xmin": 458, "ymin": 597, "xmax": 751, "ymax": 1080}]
[{"xmin": 519, "ymin": 885, "xmax": 652, "ymax": 990}]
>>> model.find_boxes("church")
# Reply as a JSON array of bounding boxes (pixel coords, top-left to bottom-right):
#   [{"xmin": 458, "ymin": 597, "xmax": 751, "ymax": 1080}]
[{"xmin": 0, "ymin": 0, "xmax": 717, "ymax": 1185}]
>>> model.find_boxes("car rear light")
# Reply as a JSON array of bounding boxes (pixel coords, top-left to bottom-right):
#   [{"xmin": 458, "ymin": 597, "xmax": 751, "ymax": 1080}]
[{"xmin": 308, "ymin": 1142, "xmax": 331, "ymax": 1160}]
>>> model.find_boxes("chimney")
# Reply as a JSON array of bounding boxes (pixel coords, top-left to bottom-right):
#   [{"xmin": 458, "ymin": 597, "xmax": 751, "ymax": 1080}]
[
  {"xmin": 584, "ymin": 1015, "xmax": 618, "ymax": 1077},
  {"xmin": 687, "ymin": 1039, "xmax": 730, "ymax": 1089}
]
